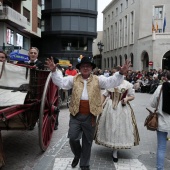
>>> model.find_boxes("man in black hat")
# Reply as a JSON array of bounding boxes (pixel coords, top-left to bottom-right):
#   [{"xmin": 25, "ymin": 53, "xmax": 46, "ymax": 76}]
[{"xmin": 46, "ymin": 56, "xmax": 131, "ymax": 170}]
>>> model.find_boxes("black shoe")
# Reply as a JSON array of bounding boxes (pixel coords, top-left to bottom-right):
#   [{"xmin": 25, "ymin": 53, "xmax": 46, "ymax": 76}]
[
  {"xmin": 71, "ymin": 157, "xmax": 79, "ymax": 168},
  {"xmin": 112, "ymin": 156, "xmax": 118, "ymax": 163},
  {"xmin": 54, "ymin": 124, "xmax": 58, "ymax": 130},
  {"xmin": 80, "ymin": 166, "xmax": 90, "ymax": 170},
  {"xmin": 28, "ymin": 125, "xmax": 35, "ymax": 130}
]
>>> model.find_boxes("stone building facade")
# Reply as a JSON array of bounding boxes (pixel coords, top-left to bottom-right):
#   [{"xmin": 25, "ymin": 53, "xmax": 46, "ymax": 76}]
[{"xmin": 102, "ymin": 0, "xmax": 170, "ymax": 71}]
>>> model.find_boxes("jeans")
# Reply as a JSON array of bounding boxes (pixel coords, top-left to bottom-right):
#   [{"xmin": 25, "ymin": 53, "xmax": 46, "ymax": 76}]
[{"xmin": 157, "ymin": 130, "xmax": 168, "ymax": 170}]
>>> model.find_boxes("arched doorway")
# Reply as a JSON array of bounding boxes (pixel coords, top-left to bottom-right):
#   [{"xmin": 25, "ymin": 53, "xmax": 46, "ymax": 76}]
[
  {"xmin": 93, "ymin": 54, "xmax": 102, "ymax": 69},
  {"xmin": 130, "ymin": 53, "xmax": 134, "ymax": 67},
  {"xmin": 119, "ymin": 55, "xmax": 122, "ymax": 66},
  {"xmin": 162, "ymin": 51, "xmax": 170, "ymax": 70},
  {"xmin": 124, "ymin": 54, "xmax": 127, "ymax": 62},
  {"xmin": 141, "ymin": 51, "xmax": 149, "ymax": 71},
  {"xmin": 115, "ymin": 56, "xmax": 117, "ymax": 66}
]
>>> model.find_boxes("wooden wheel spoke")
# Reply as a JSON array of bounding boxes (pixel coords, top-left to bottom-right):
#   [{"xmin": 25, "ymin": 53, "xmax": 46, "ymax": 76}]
[
  {"xmin": 47, "ymin": 87, "xmax": 57, "ymax": 104},
  {"xmin": 43, "ymin": 116, "xmax": 54, "ymax": 146},
  {"xmin": 51, "ymin": 95, "xmax": 58, "ymax": 106},
  {"xmin": 44, "ymin": 97, "xmax": 50, "ymax": 108},
  {"xmin": 42, "ymin": 114, "xmax": 48, "ymax": 134}
]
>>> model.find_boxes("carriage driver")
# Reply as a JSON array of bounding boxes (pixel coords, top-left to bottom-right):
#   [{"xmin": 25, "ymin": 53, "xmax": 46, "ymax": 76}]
[
  {"xmin": 46, "ymin": 56, "xmax": 131, "ymax": 170},
  {"xmin": 18, "ymin": 47, "xmax": 44, "ymax": 69}
]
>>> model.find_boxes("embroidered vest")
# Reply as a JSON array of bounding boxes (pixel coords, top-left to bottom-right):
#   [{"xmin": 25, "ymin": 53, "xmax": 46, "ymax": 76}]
[{"xmin": 69, "ymin": 74, "xmax": 102, "ymax": 116}]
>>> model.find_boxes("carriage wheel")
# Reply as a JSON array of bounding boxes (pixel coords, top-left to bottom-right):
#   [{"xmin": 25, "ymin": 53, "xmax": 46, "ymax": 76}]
[{"xmin": 39, "ymin": 72, "xmax": 59, "ymax": 151}]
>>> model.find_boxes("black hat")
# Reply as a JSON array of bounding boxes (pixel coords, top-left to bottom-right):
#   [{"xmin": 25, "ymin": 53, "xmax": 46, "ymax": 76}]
[{"xmin": 76, "ymin": 57, "xmax": 96, "ymax": 69}]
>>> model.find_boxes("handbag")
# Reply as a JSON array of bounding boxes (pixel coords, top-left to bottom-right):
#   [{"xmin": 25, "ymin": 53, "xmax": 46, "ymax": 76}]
[{"xmin": 144, "ymin": 87, "xmax": 162, "ymax": 131}]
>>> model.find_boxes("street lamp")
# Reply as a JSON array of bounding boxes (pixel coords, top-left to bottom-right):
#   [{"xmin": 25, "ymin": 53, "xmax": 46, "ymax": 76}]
[
  {"xmin": 97, "ymin": 41, "xmax": 104, "ymax": 55},
  {"xmin": 97, "ymin": 41, "xmax": 104, "ymax": 68}
]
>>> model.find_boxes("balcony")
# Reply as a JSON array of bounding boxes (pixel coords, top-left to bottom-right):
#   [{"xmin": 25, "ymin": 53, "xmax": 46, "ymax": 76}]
[{"xmin": 0, "ymin": 6, "xmax": 27, "ymax": 29}]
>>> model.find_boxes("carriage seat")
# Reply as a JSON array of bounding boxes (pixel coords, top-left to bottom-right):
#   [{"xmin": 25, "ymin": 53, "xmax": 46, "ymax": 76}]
[{"xmin": 0, "ymin": 62, "xmax": 30, "ymax": 106}]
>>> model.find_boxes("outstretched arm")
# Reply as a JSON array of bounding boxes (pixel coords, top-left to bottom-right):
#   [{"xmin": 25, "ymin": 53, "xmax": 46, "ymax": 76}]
[
  {"xmin": 45, "ymin": 57, "xmax": 58, "ymax": 72},
  {"xmin": 45, "ymin": 57, "xmax": 73, "ymax": 89},
  {"xmin": 119, "ymin": 60, "xmax": 131, "ymax": 75}
]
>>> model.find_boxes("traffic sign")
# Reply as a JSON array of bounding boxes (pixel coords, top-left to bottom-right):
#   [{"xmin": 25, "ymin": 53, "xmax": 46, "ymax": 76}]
[{"xmin": 149, "ymin": 61, "xmax": 153, "ymax": 66}]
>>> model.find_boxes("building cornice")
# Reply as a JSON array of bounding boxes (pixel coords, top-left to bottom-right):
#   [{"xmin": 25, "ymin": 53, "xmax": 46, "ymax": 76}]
[{"xmin": 102, "ymin": 0, "xmax": 119, "ymax": 13}]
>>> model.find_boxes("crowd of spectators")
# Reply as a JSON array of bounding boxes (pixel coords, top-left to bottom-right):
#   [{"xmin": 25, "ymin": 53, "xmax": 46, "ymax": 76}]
[{"xmin": 93, "ymin": 67, "xmax": 169, "ymax": 94}]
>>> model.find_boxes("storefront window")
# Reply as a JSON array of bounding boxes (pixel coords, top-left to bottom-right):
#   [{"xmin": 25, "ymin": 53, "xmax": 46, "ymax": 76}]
[{"xmin": 7, "ymin": 28, "xmax": 14, "ymax": 45}]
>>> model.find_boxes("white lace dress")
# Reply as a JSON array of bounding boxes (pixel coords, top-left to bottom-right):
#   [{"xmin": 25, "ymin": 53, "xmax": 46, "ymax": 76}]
[{"xmin": 95, "ymin": 80, "xmax": 140, "ymax": 149}]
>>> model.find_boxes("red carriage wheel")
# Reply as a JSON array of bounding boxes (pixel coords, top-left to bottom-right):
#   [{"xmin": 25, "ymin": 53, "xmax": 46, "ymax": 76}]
[{"xmin": 39, "ymin": 72, "xmax": 59, "ymax": 151}]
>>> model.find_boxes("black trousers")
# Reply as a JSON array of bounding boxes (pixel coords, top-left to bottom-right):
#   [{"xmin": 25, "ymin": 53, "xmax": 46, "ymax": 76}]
[{"xmin": 68, "ymin": 113, "xmax": 96, "ymax": 167}]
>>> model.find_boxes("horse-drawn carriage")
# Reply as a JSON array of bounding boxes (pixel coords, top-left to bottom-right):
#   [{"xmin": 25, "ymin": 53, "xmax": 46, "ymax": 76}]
[{"xmin": 0, "ymin": 62, "xmax": 59, "ymax": 167}]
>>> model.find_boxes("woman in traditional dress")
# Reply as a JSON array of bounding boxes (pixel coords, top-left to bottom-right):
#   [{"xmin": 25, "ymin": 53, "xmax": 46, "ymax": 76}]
[{"xmin": 95, "ymin": 78, "xmax": 140, "ymax": 162}]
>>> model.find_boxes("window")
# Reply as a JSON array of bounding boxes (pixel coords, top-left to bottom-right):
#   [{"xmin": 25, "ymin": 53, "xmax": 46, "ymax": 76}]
[
  {"xmin": 124, "ymin": 54, "xmax": 127, "ymax": 61},
  {"xmin": 120, "ymin": 3, "xmax": 123, "ymax": 12},
  {"xmin": 114, "ymin": 22, "xmax": 118, "ymax": 49},
  {"xmin": 130, "ymin": 11, "xmax": 134, "ymax": 44},
  {"xmin": 104, "ymin": 58, "xmax": 106, "ymax": 68},
  {"xmin": 61, "ymin": 38, "xmax": 87, "ymax": 51},
  {"xmin": 154, "ymin": 6, "xmax": 163, "ymax": 19},
  {"xmin": 126, "ymin": 0, "xmax": 128, "ymax": 8},
  {"xmin": 41, "ymin": 0, "xmax": 44, "ymax": 10},
  {"xmin": 116, "ymin": 7, "xmax": 118, "ymax": 16},
  {"xmin": 111, "ymin": 57, "xmax": 113, "ymax": 68},
  {"xmin": 41, "ymin": 20, "xmax": 45, "ymax": 31},
  {"xmin": 115, "ymin": 56, "xmax": 117, "ymax": 66},
  {"xmin": 124, "ymin": 15, "xmax": 128, "ymax": 46},
  {"xmin": 105, "ymin": 17, "xmax": 107, "ymax": 24},
  {"xmin": 23, "ymin": 7, "xmax": 30, "ymax": 23},
  {"xmin": 3, "ymin": 1, "xmax": 12, "ymax": 7},
  {"xmin": 107, "ymin": 28, "xmax": 110, "ymax": 51},
  {"xmin": 107, "ymin": 58, "xmax": 109, "ymax": 68},
  {"xmin": 120, "ymin": 55, "xmax": 122, "ymax": 66},
  {"xmin": 104, "ymin": 30, "xmax": 106, "ymax": 52},
  {"xmin": 38, "ymin": 18, "xmax": 41, "ymax": 28},
  {"xmin": 38, "ymin": 0, "xmax": 41, "ymax": 6},
  {"xmin": 111, "ymin": 25, "xmax": 113, "ymax": 50},
  {"xmin": 6, "ymin": 28, "xmax": 14, "ymax": 45},
  {"xmin": 108, "ymin": 15, "xmax": 110, "ymax": 22},
  {"xmin": 16, "ymin": 33, "xmax": 23, "ymax": 47},
  {"xmin": 112, "ymin": 11, "xmax": 114, "ymax": 19},
  {"xmin": 119, "ymin": 19, "xmax": 122, "ymax": 47},
  {"xmin": 23, "ymin": 36, "xmax": 29, "ymax": 50}
]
